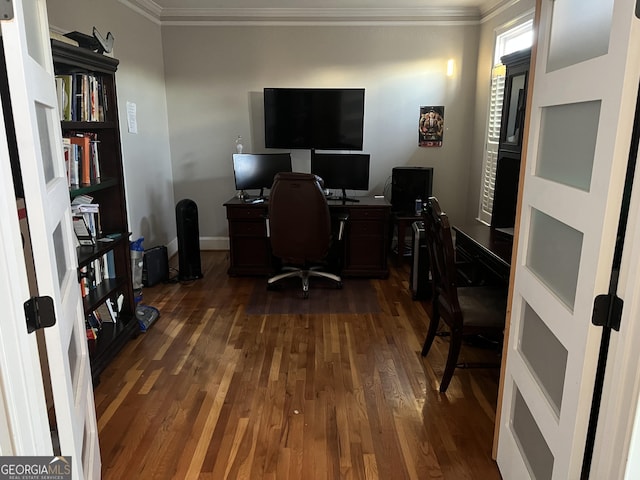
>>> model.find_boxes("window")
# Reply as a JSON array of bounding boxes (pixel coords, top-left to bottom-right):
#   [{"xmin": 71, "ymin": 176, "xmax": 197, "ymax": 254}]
[{"xmin": 479, "ymin": 19, "xmax": 533, "ymax": 224}]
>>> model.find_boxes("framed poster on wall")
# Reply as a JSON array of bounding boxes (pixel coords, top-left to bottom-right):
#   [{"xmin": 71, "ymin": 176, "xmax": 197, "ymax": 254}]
[{"xmin": 419, "ymin": 106, "xmax": 444, "ymax": 147}]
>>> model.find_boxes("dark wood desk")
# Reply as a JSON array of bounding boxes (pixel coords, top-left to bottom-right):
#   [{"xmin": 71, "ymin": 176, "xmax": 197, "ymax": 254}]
[
  {"xmin": 453, "ymin": 223, "xmax": 513, "ymax": 284},
  {"xmin": 224, "ymin": 196, "xmax": 391, "ymax": 278}
]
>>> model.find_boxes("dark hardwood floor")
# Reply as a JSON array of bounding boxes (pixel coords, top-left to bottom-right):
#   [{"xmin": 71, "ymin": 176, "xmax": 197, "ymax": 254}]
[{"xmin": 94, "ymin": 251, "xmax": 502, "ymax": 479}]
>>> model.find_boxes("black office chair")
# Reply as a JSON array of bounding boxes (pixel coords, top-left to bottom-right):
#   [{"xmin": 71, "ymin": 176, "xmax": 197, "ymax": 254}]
[
  {"xmin": 267, "ymin": 172, "xmax": 345, "ymax": 298},
  {"xmin": 421, "ymin": 196, "xmax": 507, "ymax": 392}
]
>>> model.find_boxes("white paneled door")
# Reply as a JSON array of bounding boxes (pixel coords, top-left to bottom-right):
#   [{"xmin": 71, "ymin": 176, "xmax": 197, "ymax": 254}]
[
  {"xmin": 497, "ymin": 0, "xmax": 640, "ymax": 479},
  {"xmin": 0, "ymin": 0, "xmax": 100, "ymax": 477}
]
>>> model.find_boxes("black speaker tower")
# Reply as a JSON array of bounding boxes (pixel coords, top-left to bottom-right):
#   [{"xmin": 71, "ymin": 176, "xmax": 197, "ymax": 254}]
[
  {"xmin": 176, "ymin": 199, "xmax": 203, "ymax": 281},
  {"xmin": 391, "ymin": 166, "xmax": 434, "ymax": 214}
]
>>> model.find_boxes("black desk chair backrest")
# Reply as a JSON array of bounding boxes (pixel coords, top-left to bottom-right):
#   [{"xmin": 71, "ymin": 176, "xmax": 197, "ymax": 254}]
[
  {"xmin": 421, "ymin": 196, "xmax": 506, "ymax": 392},
  {"xmin": 267, "ymin": 172, "xmax": 343, "ymax": 297},
  {"xmin": 269, "ymin": 172, "xmax": 331, "ymax": 263}
]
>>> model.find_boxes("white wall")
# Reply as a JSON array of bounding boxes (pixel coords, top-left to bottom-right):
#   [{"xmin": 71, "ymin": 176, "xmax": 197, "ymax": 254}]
[
  {"xmin": 161, "ymin": 24, "xmax": 480, "ymax": 243},
  {"xmin": 47, "ymin": 0, "xmax": 177, "ymax": 253}
]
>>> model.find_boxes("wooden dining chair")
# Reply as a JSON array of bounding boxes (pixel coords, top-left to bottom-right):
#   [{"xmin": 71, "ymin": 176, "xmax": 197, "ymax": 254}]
[{"xmin": 421, "ymin": 196, "xmax": 507, "ymax": 392}]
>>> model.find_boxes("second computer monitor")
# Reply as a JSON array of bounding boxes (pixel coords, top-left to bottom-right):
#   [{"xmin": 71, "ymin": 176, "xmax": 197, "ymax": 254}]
[
  {"xmin": 232, "ymin": 153, "xmax": 292, "ymax": 196},
  {"xmin": 311, "ymin": 153, "xmax": 370, "ymax": 193}
]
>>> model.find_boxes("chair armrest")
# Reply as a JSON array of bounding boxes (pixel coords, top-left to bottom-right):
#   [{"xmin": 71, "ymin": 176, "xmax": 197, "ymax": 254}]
[{"xmin": 337, "ymin": 214, "xmax": 349, "ymax": 241}]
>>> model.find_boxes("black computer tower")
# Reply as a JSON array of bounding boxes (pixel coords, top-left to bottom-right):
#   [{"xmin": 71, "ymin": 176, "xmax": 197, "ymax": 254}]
[
  {"xmin": 391, "ymin": 167, "xmax": 434, "ymax": 214},
  {"xmin": 142, "ymin": 246, "xmax": 169, "ymax": 287},
  {"xmin": 176, "ymin": 199, "xmax": 203, "ymax": 281},
  {"xmin": 410, "ymin": 220, "xmax": 431, "ymax": 300}
]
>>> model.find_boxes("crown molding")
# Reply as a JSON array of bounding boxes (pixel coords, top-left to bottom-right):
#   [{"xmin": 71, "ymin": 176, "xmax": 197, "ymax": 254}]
[
  {"xmin": 479, "ymin": 0, "xmax": 526, "ymax": 23},
  {"xmin": 119, "ymin": 0, "xmax": 162, "ymax": 25},
  {"xmin": 159, "ymin": 7, "xmax": 479, "ymax": 19},
  {"xmin": 120, "ymin": 0, "xmax": 524, "ymax": 25},
  {"xmin": 122, "ymin": 1, "xmax": 485, "ymax": 25}
]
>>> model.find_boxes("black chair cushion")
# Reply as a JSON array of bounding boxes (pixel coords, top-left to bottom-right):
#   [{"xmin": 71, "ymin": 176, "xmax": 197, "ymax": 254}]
[{"xmin": 455, "ymin": 286, "xmax": 507, "ymax": 328}]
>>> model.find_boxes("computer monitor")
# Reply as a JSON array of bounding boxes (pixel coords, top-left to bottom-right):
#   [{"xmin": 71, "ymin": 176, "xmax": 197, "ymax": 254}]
[
  {"xmin": 310, "ymin": 153, "xmax": 370, "ymax": 202},
  {"xmin": 232, "ymin": 153, "xmax": 292, "ymax": 198}
]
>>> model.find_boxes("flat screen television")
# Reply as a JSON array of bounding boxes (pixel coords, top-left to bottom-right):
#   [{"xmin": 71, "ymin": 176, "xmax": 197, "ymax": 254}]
[
  {"xmin": 310, "ymin": 153, "xmax": 370, "ymax": 202},
  {"xmin": 232, "ymin": 153, "xmax": 292, "ymax": 198},
  {"xmin": 264, "ymin": 88, "xmax": 365, "ymax": 151}
]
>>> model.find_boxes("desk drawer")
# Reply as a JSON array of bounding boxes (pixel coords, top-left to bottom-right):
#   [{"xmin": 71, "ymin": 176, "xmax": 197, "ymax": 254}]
[
  {"xmin": 226, "ymin": 205, "xmax": 267, "ymax": 220},
  {"xmin": 348, "ymin": 207, "xmax": 387, "ymax": 220},
  {"xmin": 229, "ymin": 220, "xmax": 266, "ymax": 236},
  {"xmin": 348, "ymin": 220, "xmax": 385, "ymax": 236}
]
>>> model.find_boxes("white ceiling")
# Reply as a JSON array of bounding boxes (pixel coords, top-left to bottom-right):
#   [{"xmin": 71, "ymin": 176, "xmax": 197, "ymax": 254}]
[{"xmin": 124, "ymin": 0, "xmax": 510, "ymax": 23}]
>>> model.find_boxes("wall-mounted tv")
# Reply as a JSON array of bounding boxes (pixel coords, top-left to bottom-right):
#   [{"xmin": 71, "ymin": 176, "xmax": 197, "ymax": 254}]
[{"xmin": 264, "ymin": 88, "xmax": 365, "ymax": 151}]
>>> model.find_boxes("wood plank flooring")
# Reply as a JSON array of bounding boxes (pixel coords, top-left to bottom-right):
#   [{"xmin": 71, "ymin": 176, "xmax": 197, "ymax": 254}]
[{"xmin": 94, "ymin": 251, "xmax": 502, "ymax": 479}]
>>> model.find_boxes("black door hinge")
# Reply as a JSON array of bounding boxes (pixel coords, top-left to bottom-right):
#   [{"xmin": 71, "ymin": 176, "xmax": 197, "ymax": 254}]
[
  {"xmin": 24, "ymin": 296, "xmax": 56, "ymax": 334},
  {"xmin": 0, "ymin": 0, "xmax": 13, "ymax": 20},
  {"xmin": 591, "ymin": 293, "xmax": 623, "ymax": 331}
]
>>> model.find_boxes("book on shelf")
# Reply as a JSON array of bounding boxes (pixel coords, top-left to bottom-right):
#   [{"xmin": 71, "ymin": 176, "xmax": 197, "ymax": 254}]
[
  {"xmin": 94, "ymin": 301, "xmax": 115, "ymax": 324},
  {"xmin": 63, "ymin": 137, "xmax": 80, "ymax": 186},
  {"xmin": 69, "ymin": 134, "xmax": 90, "ymax": 185},
  {"xmin": 87, "ymin": 311, "xmax": 102, "ymax": 330},
  {"xmin": 71, "ymin": 194, "xmax": 101, "ymax": 240},
  {"xmin": 50, "ymin": 31, "xmax": 79, "ymax": 47},
  {"xmin": 89, "ymin": 75, "xmax": 99, "ymax": 122},
  {"xmin": 55, "ymin": 76, "xmax": 64, "ymax": 121},
  {"xmin": 72, "ymin": 193, "xmax": 94, "ymax": 204},
  {"xmin": 79, "ymin": 266, "xmax": 88, "ymax": 297},
  {"xmin": 92, "ymin": 257, "xmax": 103, "ymax": 287},
  {"xmin": 54, "ymin": 72, "xmax": 108, "ymax": 122},
  {"xmin": 86, "ymin": 325, "xmax": 97, "ymax": 341},
  {"xmin": 86, "ymin": 309, "xmax": 101, "ymax": 340},
  {"xmin": 77, "ymin": 252, "xmax": 118, "ymax": 304},
  {"xmin": 110, "ymin": 296, "xmax": 121, "ymax": 323},
  {"xmin": 73, "ymin": 216, "xmax": 94, "ymax": 246},
  {"xmin": 53, "ymin": 72, "xmax": 110, "ymax": 122},
  {"xmin": 102, "ymin": 250, "xmax": 116, "ymax": 279},
  {"xmin": 65, "ymin": 132, "xmax": 100, "ymax": 185},
  {"xmin": 90, "ymin": 137, "xmax": 100, "ymax": 180},
  {"xmin": 62, "ymin": 137, "xmax": 72, "ymax": 187},
  {"xmin": 75, "ymin": 73, "xmax": 89, "ymax": 122},
  {"xmin": 54, "ymin": 74, "xmax": 73, "ymax": 121}
]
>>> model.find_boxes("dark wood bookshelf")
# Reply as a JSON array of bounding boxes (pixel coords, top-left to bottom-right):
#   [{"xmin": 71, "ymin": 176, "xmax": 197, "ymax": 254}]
[{"xmin": 53, "ymin": 39, "xmax": 138, "ymax": 384}]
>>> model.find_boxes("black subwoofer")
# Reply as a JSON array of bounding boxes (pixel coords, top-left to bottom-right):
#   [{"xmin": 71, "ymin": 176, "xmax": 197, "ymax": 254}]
[
  {"xmin": 391, "ymin": 166, "xmax": 434, "ymax": 214},
  {"xmin": 176, "ymin": 199, "xmax": 203, "ymax": 281}
]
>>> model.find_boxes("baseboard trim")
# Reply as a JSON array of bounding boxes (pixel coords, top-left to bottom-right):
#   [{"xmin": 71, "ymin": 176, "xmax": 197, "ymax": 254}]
[
  {"xmin": 165, "ymin": 236, "xmax": 229, "ymax": 256},
  {"xmin": 199, "ymin": 236, "xmax": 229, "ymax": 251},
  {"xmin": 166, "ymin": 237, "xmax": 178, "ymax": 258}
]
